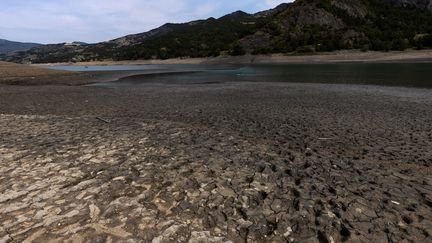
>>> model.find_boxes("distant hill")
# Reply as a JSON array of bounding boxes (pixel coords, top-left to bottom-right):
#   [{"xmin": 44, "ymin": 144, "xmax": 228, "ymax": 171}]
[
  {"xmin": 0, "ymin": 39, "xmax": 41, "ymax": 54},
  {"xmin": 3, "ymin": 0, "xmax": 432, "ymax": 63}
]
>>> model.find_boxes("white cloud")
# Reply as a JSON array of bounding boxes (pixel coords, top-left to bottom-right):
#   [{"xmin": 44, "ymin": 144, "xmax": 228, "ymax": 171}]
[{"xmin": 0, "ymin": 0, "xmax": 293, "ymax": 43}]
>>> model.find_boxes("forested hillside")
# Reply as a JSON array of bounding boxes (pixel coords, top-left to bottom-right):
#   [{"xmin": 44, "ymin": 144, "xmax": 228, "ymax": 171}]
[{"xmin": 3, "ymin": 0, "xmax": 432, "ymax": 63}]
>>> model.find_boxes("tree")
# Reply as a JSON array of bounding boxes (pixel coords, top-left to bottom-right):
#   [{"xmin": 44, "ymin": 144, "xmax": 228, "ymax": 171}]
[{"xmin": 230, "ymin": 44, "xmax": 246, "ymax": 56}]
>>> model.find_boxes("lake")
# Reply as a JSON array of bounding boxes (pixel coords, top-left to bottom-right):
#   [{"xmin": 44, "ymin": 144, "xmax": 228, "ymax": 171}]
[{"xmin": 48, "ymin": 63, "xmax": 432, "ymax": 88}]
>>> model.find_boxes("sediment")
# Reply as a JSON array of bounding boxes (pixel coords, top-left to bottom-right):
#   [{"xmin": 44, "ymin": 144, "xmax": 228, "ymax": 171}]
[{"xmin": 0, "ymin": 82, "xmax": 431, "ymax": 242}]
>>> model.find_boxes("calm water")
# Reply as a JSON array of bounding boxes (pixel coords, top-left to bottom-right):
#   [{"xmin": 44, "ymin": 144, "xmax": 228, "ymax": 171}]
[{"xmin": 48, "ymin": 63, "xmax": 432, "ymax": 88}]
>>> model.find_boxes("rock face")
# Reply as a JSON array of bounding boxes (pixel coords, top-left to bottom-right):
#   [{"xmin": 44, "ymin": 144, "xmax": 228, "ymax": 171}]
[
  {"xmin": 330, "ymin": 0, "xmax": 369, "ymax": 18},
  {"xmin": 276, "ymin": 4, "xmax": 346, "ymax": 31},
  {"xmin": 109, "ymin": 24, "xmax": 177, "ymax": 48}
]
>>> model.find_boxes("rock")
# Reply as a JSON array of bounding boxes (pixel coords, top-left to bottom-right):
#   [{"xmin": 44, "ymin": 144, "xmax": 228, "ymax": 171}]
[
  {"xmin": 0, "ymin": 234, "xmax": 11, "ymax": 243},
  {"xmin": 152, "ymin": 224, "xmax": 185, "ymax": 243},
  {"xmin": 237, "ymin": 218, "xmax": 253, "ymax": 229},
  {"xmin": 112, "ymin": 176, "xmax": 126, "ymax": 181},
  {"xmin": 218, "ymin": 186, "xmax": 236, "ymax": 198},
  {"xmin": 271, "ymin": 199, "xmax": 283, "ymax": 213},
  {"xmin": 283, "ymin": 226, "xmax": 293, "ymax": 237},
  {"xmin": 88, "ymin": 223, "xmax": 132, "ymax": 238},
  {"xmin": 89, "ymin": 204, "xmax": 100, "ymax": 222},
  {"xmin": 189, "ymin": 231, "xmax": 232, "ymax": 243},
  {"xmin": 22, "ymin": 229, "xmax": 46, "ymax": 243}
]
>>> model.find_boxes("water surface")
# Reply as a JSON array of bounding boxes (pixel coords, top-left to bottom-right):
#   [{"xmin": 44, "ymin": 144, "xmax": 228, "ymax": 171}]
[{"xmin": 49, "ymin": 63, "xmax": 432, "ymax": 88}]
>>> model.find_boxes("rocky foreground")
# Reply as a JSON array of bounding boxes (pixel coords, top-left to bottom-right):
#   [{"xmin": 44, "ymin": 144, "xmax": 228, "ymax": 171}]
[{"xmin": 0, "ymin": 82, "xmax": 431, "ymax": 242}]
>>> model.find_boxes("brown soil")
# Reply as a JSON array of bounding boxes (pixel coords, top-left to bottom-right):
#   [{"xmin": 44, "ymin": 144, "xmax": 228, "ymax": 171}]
[
  {"xmin": 0, "ymin": 80, "xmax": 431, "ymax": 242},
  {"xmin": 0, "ymin": 61, "xmax": 159, "ymax": 86},
  {"xmin": 0, "ymin": 61, "xmax": 91, "ymax": 85}
]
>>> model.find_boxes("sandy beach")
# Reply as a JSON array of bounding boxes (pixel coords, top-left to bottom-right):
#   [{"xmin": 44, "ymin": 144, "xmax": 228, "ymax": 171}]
[{"xmin": 0, "ymin": 72, "xmax": 431, "ymax": 242}]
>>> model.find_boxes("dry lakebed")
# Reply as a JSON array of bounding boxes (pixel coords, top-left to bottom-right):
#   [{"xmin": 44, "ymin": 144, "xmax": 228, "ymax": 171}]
[{"xmin": 0, "ymin": 63, "xmax": 431, "ymax": 243}]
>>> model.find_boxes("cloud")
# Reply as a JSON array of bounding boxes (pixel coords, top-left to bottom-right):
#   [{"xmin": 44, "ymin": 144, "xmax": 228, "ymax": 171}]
[{"xmin": 0, "ymin": 0, "xmax": 293, "ymax": 44}]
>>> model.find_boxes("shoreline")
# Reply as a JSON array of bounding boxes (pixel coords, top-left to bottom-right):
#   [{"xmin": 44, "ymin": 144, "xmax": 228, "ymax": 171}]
[
  {"xmin": 34, "ymin": 49, "xmax": 432, "ymax": 66},
  {"xmin": 0, "ymin": 61, "xmax": 165, "ymax": 86},
  {"xmin": 3, "ymin": 56, "xmax": 432, "ymax": 88}
]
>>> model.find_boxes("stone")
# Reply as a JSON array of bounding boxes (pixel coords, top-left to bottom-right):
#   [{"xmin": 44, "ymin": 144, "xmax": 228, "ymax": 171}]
[
  {"xmin": 218, "ymin": 187, "xmax": 236, "ymax": 198},
  {"xmin": 237, "ymin": 219, "xmax": 253, "ymax": 229},
  {"xmin": 283, "ymin": 226, "xmax": 293, "ymax": 237},
  {"xmin": 89, "ymin": 204, "xmax": 101, "ymax": 222},
  {"xmin": 189, "ymin": 231, "xmax": 232, "ymax": 243},
  {"xmin": 88, "ymin": 223, "xmax": 132, "ymax": 238},
  {"xmin": 0, "ymin": 234, "xmax": 11, "ymax": 243},
  {"xmin": 271, "ymin": 199, "xmax": 283, "ymax": 213}
]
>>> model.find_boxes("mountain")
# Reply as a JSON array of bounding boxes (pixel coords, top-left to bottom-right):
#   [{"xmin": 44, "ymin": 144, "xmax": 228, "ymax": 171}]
[
  {"xmin": 3, "ymin": 0, "xmax": 432, "ymax": 64},
  {"xmin": 240, "ymin": 0, "xmax": 432, "ymax": 54},
  {"xmin": 385, "ymin": 0, "xmax": 432, "ymax": 11},
  {"xmin": 0, "ymin": 39, "xmax": 41, "ymax": 54},
  {"xmin": 2, "ymin": 11, "xmax": 260, "ymax": 63}
]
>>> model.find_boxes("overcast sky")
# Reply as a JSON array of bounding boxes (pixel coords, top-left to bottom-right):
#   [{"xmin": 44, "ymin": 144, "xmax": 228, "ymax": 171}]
[{"xmin": 0, "ymin": 0, "xmax": 291, "ymax": 44}]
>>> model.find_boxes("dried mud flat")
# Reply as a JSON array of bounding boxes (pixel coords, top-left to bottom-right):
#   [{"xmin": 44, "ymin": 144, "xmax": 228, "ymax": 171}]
[
  {"xmin": 0, "ymin": 82, "xmax": 431, "ymax": 243},
  {"xmin": 0, "ymin": 61, "xmax": 148, "ymax": 86},
  {"xmin": 0, "ymin": 61, "xmax": 90, "ymax": 86}
]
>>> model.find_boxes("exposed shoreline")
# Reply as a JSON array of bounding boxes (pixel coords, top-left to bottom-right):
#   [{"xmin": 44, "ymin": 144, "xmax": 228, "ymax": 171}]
[
  {"xmin": 2, "ymin": 50, "xmax": 430, "ymax": 86},
  {"xmin": 35, "ymin": 49, "xmax": 432, "ymax": 66},
  {"xmin": 0, "ymin": 81, "xmax": 431, "ymax": 242},
  {"xmin": 0, "ymin": 61, "xmax": 164, "ymax": 85}
]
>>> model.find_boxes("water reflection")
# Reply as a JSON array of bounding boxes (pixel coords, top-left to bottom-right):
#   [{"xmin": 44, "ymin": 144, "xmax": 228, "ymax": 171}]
[{"xmin": 49, "ymin": 63, "xmax": 432, "ymax": 88}]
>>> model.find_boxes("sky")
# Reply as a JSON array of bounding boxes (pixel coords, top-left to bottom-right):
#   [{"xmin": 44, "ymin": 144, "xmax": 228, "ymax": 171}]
[{"xmin": 0, "ymin": 0, "xmax": 291, "ymax": 44}]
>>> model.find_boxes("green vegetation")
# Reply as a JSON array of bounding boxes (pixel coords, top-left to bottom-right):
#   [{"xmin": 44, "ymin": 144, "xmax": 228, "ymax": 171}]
[
  {"xmin": 111, "ymin": 0, "xmax": 432, "ymax": 59},
  {"xmin": 255, "ymin": 0, "xmax": 432, "ymax": 54},
  {"xmin": 360, "ymin": 0, "xmax": 432, "ymax": 51},
  {"xmin": 111, "ymin": 13, "xmax": 257, "ymax": 60},
  {"xmin": 415, "ymin": 34, "xmax": 432, "ymax": 49},
  {"xmin": 3, "ymin": 0, "xmax": 432, "ymax": 63}
]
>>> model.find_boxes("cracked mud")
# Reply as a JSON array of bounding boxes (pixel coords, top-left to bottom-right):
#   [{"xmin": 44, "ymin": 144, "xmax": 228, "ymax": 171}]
[{"xmin": 0, "ymin": 82, "xmax": 431, "ymax": 242}]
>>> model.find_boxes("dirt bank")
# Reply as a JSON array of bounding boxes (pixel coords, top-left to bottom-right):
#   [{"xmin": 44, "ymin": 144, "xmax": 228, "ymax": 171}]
[
  {"xmin": 0, "ymin": 61, "xmax": 165, "ymax": 85},
  {"xmin": 38, "ymin": 49, "xmax": 432, "ymax": 66}
]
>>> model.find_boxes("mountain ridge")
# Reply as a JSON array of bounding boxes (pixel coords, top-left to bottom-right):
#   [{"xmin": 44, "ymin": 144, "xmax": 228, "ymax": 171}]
[
  {"xmin": 0, "ymin": 39, "xmax": 41, "ymax": 54},
  {"xmin": 3, "ymin": 0, "xmax": 432, "ymax": 63}
]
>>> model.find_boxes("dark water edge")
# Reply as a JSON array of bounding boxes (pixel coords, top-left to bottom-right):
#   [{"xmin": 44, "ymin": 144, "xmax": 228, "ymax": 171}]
[{"xmin": 49, "ymin": 63, "xmax": 432, "ymax": 88}]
